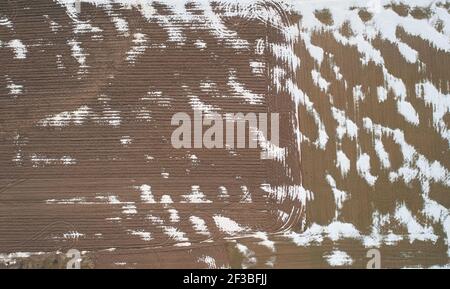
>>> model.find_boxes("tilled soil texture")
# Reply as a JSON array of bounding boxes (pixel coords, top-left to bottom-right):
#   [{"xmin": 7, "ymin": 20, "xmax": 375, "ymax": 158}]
[{"xmin": 1, "ymin": 0, "xmax": 449, "ymax": 268}]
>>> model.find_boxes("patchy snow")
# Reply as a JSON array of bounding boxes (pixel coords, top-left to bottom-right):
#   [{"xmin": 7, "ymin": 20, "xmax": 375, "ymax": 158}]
[
  {"xmin": 197, "ymin": 255, "xmax": 216, "ymax": 268},
  {"xmin": 356, "ymin": 153, "xmax": 378, "ymax": 186},
  {"xmin": 213, "ymin": 215, "xmax": 247, "ymax": 236},
  {"xmin": 190, "ymin": 216, "xmax": 211, "ymax": 236},
  {"xmin": 336, "ymin": 150, "xmax": 351, "ymax": 177},
  {"xmin": 181, "ymin": 185, "xmax": 212, "ymax": 203},
  {"xmin": 39, "ymin": 106, "xmax": 90, "ymax": 127},
  {"xmin": 7, "ymin": 39, "xmax": 27, "ymax": 59},
  {"xmin": 128, "ymin": 229, "xmax": 152, "ymax": 241},
  {"xmin": 138, "ymin": 184, "xmax": 155, "ymax": 203},
  {"xmin": 325, "ymin": 250, "xmax": 353, "ymax": 267}
]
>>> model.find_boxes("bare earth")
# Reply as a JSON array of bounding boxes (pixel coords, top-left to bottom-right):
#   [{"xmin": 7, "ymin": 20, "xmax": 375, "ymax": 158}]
[{"xmin": 0, "ymin": 0, "xmax": 449, "ymax": 268}]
